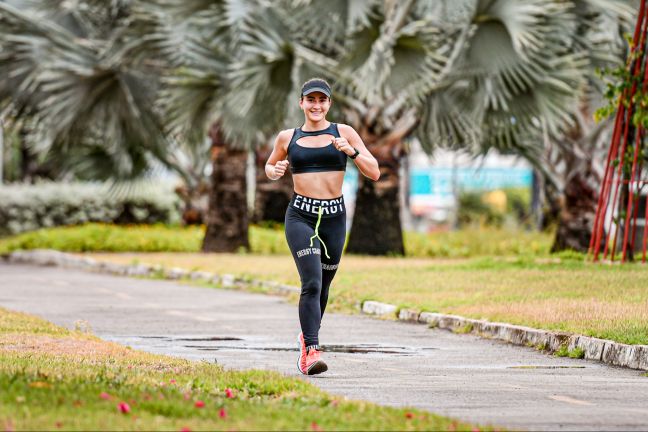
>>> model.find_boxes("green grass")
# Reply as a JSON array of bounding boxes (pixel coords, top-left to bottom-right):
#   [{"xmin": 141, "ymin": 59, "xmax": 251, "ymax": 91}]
[
  {"xmin": 81, "ymin": 252, "xmax": 648, "ymax": 346},
  {"xmin": 3, "ymin": 223, "xmax": 648, "ymax": 346},
  {"xmin": 0, "ymin": 222, "xmax": 554, "ymax": 258},
  {"xmin": 554, "ymin": 345, "xmax": 585, "ymax": 359},
  {"xmin": 0, "ymin": 307, "xmax": 481, "ymax": 431}
]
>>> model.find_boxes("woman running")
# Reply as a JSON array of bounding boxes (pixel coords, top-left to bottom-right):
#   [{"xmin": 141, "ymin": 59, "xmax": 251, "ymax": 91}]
[{"xmin": 265, "ymin": 78, "xmax": 380, "ymax": 375}]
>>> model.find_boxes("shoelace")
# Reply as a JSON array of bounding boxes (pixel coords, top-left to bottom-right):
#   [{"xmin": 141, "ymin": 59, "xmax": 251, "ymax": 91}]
[{"xmin": 309, "ymin": 207, "xmax": 331, "ymax": 259}]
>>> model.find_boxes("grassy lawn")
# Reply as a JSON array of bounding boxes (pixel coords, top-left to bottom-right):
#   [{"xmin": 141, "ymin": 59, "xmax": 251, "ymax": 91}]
[
  {"xmin": 2, "ymin": 224, "xmax": 647, "ymax": 346},
  {"xmin": 0, "ymin": 307, "xmax": 479, "ymax": 431},
  {"xmin": 0, "ymin": 222, "xmax": 553, "ymax": 258},
  {"xmin": 83, "ymin": 252, "xmax": 648, "ymax": 346}
]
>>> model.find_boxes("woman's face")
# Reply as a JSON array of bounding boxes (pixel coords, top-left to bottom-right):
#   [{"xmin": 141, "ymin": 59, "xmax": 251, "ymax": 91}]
[{"xmin": 299, "ymin": 91, "xmax": 331, "ymax": 123}]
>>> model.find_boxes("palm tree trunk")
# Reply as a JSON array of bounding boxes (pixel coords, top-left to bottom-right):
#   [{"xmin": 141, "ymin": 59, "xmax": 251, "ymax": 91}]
[
  {"xmin": 550, "ymin": 170, "xmax": 598, "ymax": 253},
  {"xmin": 346, "ymin": 140, "xmax": 405, "ymax": 256},
  {"xmin": 252, "ymin": 145, "xmax": 293, "ymax": 223},
  {"xmin": 202, "ymin": 123, "xmax": 249, "ymax": 252}
]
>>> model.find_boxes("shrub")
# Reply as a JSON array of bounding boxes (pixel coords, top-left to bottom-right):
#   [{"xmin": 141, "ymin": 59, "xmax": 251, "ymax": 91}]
[
  {"xmin": 457, "ymin": 191, "xmax": 504, "ymax": 228},
  {"xmin": 0, "ymin": 181, "xmax": 181, "ymax": 237}
]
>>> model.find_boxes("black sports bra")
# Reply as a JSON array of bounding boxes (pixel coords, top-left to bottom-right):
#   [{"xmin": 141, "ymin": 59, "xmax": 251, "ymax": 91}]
[{"xmin": 287, "ymin": 123, "xmax": 347, "ymax": 174}]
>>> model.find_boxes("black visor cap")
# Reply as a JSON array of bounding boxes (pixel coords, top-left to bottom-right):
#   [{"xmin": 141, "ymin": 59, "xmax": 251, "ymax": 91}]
[{"xmin": 301, "ymin": 80, "xmax": 331, "ymax": 98}]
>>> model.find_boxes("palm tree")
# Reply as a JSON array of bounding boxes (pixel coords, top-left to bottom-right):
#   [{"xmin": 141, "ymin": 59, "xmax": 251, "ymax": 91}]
[
  {"xmin": 0, "ymin": 0, "xmax": 253, "ymax": 252},
  {"xmin": 542, "ymin": 1, "xmax": 635, "ymax": 252},
  {"xmin": 0, "ymin": 1, "xmax": 172, "ymax": 181},
  {"xmin": 126, "ymin": 0, "xmax": 261, "ymax": 252},
  {"xmin": 229, "ymin": 0, "xmax": 625, "ymax": 255}
]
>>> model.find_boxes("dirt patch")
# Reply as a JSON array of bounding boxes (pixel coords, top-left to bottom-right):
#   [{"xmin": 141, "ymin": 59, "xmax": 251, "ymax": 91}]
[{"xmin": 0, "ymin": 333, "xmax": 133, "ymax": 359}]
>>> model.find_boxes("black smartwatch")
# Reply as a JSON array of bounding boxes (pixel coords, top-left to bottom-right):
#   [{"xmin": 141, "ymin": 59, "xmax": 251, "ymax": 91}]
[{"xmin": 349, "ymin": 148, "xmax": 360, "ymax": 159}]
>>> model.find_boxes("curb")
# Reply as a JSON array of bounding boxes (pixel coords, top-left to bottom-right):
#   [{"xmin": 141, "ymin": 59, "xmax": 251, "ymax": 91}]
[
  {"xmin": 364, "ymin": 302, "xmax": 648, "ymax": 372},
  {"xmin": 4, "ymin": 250, "xmax": 647, "ymax": 372},
  {"xmin": 3, "ymin": 250, "xmax": 300, "ymax": 297}
]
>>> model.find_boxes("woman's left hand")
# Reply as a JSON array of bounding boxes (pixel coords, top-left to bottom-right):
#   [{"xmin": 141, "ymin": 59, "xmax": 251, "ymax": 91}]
[{"xmin": 332, "ymin": 137, "xmax": 356, "ymax": 157}]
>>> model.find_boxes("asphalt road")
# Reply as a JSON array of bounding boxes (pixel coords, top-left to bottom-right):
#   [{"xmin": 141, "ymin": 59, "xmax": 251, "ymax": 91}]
[{"xmin": 2, "ymin": 262, "xmax": 648, "ymax": 431}]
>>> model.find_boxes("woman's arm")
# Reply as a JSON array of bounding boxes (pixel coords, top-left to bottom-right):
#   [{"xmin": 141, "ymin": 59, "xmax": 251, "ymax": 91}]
[
  {"xmin": 336, "ymin": 124, "xmax": 380, "ymax": 181},
  {"xmin": 265, "ymin": 129, "xmax": 291, "ymax": 180}
]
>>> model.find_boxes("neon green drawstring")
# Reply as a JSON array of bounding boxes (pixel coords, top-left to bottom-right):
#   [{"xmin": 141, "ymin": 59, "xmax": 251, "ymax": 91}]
[{"xmin": 309, "ymin": 206, "xmax": 331, "ymax": 259}]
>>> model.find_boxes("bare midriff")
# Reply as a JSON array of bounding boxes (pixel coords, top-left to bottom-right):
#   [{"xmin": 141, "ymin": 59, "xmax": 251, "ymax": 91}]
[{"xmin": 292, "ymin": 171, "xmax": 345, "ymax": 199}]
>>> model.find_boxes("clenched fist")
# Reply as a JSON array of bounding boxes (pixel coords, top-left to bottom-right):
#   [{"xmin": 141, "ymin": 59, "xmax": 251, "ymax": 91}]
[
  {"xmin": 332, "ymin": 137, "xmax": 355, "ymax": 157},
  {"xmin": 273, "ymin": 160, "xmax": 290, "ymax": 179}
]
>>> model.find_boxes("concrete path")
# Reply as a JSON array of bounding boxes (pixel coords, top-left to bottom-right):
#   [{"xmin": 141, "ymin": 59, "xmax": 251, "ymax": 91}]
[{"xmin": 2, "ymin": 262, "xmax": 648, "ymax": 431}]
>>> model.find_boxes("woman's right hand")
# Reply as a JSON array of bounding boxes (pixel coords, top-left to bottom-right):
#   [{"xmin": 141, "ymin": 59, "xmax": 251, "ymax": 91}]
[{"xmin": 273, "ymin": 160, "xmax": 290, "ymax": 179}]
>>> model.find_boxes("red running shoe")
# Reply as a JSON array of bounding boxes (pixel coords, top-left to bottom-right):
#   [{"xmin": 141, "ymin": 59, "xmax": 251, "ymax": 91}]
[
  {"xmin": 297, "ymin": 332, "xmax": 307, "ymax": 373},
  {"xmin": 299, "ymin": 345, "xmax": 328, "ymax": 375}
]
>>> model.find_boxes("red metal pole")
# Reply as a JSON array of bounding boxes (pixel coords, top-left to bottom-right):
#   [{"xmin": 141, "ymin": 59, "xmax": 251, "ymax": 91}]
[
  {"xmin": 591, "ymin": 0, "xmax": 647, "ymax": 260},
  {"xmin": 606, "ymin": 6, "xmax": 648, "ymax": 261},
  {"xmin": 622, "ymin": 48, "xmax": 648, "ymax": 261}
]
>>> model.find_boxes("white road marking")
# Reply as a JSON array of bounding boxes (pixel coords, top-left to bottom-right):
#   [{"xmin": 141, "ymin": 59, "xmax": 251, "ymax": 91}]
[
  {"xmin": 166, "ymin": 310, "xmax": 189, "ymax": 317},
  {"xmin": 381, "ymin": 367, "xmax": 403, "ymax": 372},
  {"xmin": 549, "ymin": 395, "xmax": 594, "ymax": 406},
  {"xmin": 163, "ymin": 310, "xmax": 215, "ymax": 322}
]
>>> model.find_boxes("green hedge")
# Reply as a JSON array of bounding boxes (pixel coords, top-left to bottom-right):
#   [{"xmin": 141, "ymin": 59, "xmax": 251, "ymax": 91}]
[{"xmin": 0, "ymin": 182, "xmax": 181, "ymax": 237}]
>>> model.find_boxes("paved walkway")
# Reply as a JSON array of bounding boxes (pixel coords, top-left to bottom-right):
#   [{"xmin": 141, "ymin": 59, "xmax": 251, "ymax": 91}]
[{"xmin": 2, "ymin": 262, "xmax": 648, "ymax": 430}]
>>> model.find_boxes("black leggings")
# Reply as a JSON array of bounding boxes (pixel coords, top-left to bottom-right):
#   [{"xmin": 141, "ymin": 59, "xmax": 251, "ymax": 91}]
[{"xmin": 285, "ymin": 193, "xmax": 346, "ymax": 348}]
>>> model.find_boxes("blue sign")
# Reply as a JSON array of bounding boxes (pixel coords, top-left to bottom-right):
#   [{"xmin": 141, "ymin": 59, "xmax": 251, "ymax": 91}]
[{"xmin": 343, "ymin": 166, "xmax": 532, "ymax": 198}]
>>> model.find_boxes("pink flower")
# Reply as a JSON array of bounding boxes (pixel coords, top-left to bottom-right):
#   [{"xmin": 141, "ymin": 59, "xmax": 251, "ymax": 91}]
[
  {"xmin": 180, "ymin": 427, "xmax": 191, "ymax": 432},
  {"xmin": 169, "ymin": 379, "xmax": 177, "ymax": 385},
  {"xmin": 99, "ymin": 392, "xmax": 112, "ymax": 400},
  {"xmin": 219, "ymin": 408, "xmax": 227, "ymax": 419},
  {"xmin": 118, "ymin": 402, "xmax": 131, "ymax": 414},
  {"xmin": 471, "ymin": 429, "xmax": 481, "ymax": 432},
  {"xmin": 195, "ymin": 400, "xmax": 205, "ymax": 408},
  {"xmin": 405, "ymin": 412, "xmax": 414, "ymax": 419},
  {"xmin": 225, "ymin": 388, "xmax": 234, "ymax": 398},
  {"xmin": 311, "ymin": 421, "xmax": 321, "ymax": 431},
  {"xmin": 183, "ymin": 392, "xmax": 191, "ymax": 400}
]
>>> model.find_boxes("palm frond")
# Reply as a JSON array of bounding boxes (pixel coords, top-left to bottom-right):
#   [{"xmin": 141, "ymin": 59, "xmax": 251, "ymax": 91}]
[{"xmin": 0, "ymin": 1, "xmax": 169, "ymax": 179}]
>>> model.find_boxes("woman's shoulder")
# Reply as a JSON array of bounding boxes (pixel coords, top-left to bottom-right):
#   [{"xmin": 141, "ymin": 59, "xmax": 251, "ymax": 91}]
[
  {"xmin": 335, "ymin": 123, "xmax": 359, "ymax": 138},
  {"xmin": 276, "ymin": 128, "xmax": 296, "ymax": 142},
  {"xmin": 275, "ymin": 128, "xmax": 296, "ymax": 152}
]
